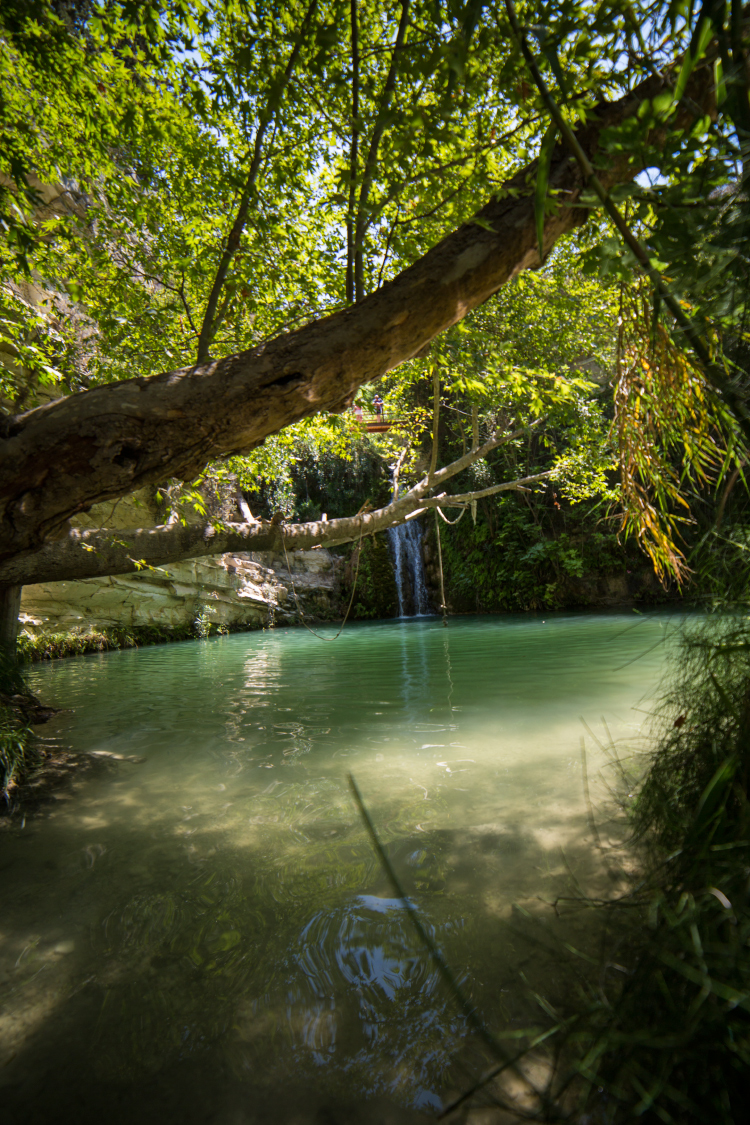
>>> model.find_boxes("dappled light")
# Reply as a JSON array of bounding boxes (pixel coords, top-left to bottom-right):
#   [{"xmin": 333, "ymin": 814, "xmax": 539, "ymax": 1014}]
[
  {"xmin": 2, "ymin": 1, "xmax": 749, "ymax": 1119},
  {"xmin": 0, "ymin": 614, "xmax": 676, "ymax": 1121}
]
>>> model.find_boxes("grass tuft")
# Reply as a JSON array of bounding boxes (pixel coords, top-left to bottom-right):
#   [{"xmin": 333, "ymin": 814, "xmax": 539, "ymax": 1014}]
[
  {"xmin": 0, "ymin": 648, "xmax": 40, "ymax": 800},
  {"xmin": 551, "ymin": 615, "xmax": 750, "ymax": 1123},
  {"xmin": 0, "ymin": 716, "xmax": 36, "ymax": 800},
  {"xmin": 15, "ymin": 619, "xmax": 252, "ymax": 663}
]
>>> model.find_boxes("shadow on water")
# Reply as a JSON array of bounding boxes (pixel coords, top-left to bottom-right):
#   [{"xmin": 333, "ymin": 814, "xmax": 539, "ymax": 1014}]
[{"xmin": 0, "ymin": 612, "xmax": 686, "ymax": 1123}]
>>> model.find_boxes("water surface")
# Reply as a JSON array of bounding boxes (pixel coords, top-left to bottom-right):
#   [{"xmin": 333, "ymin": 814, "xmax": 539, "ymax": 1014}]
[{"xmin": 1, "ymin": 612, "xmax": 681, "ymax": 1123}]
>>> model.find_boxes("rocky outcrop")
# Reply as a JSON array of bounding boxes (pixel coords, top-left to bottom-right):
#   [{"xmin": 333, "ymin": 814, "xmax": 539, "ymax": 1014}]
[
  {"xmin": 19, "ymin": 549, "xmax": 343, "ymax": 637},
  {"xmin": 18, "ymin": 490, "xmax": 344, "ymax": 640}
]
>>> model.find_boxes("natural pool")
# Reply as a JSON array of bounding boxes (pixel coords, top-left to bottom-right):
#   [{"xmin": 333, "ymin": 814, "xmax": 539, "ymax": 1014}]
[{"xmin": 1, "ymin": 611, "xmax": 682, "ymax": 1124}]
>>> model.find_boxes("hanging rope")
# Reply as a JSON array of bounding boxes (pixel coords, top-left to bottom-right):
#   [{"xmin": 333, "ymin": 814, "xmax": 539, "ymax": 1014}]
[
  {"xmin": 435, "ymin": 503, "xmax": 467, "ymax": 526},
  {"xmin": 434, "ymin": 508, "xmax": 448, "ymax": 628},
  {"xmin": 280, "ymin": 518, "xmax": 366, "ymax": 642}
]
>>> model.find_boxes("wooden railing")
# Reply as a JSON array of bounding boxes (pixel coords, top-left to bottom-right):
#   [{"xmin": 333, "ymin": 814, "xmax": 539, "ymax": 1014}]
[{"xmin": 353, "ymin": 410, "xmax": 406, "ymax": 431}]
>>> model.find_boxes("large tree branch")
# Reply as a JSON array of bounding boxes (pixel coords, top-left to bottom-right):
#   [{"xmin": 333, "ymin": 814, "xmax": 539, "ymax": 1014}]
[
  {"xmin": 3, "ymin": 432, "xmax": 548, "ymax": 586},
  {"xmin": 1, "ymin": 472, "xmax": 549, "ymax": 587},
  {"xmin": 0, "ymin": 60, "xmax": 716, "ymax": 568}
]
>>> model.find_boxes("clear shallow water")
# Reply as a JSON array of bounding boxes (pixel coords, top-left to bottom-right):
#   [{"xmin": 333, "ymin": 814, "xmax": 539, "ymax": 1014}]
[{"xmin": 0, "ymin": 612, "xmax": 682, "ymax": 1124}]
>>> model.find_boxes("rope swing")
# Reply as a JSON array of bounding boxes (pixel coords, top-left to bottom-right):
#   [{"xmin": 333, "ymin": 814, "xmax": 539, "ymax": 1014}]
[
  {"xmin": 280, "ymin": 517, "xmax": 366, "ymax": 642},
  {"xmin": 434, "ymin": 508, "xmax": 448, "ymax": 628},
  {"xmin": 435, "ymin": 503, "xmax": 467, "ymax": 526}
]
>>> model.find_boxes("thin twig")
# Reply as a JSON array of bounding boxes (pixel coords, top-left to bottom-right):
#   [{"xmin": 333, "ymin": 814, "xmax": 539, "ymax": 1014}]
[
  {"xmin": 347, "ymin": 775, "xmax": 538, "ymax": 1085},
  {"xmin": 428, "ymin": 364, "xmax": 440, "ymax": 483},
  {"xmin": 581, "ymin": 737, "xmax": 603, "ymax": 850},
  {"xmin": 438, "ymin": 1018, "xmax": 576, "ymax": 1118},
  {"xmin": 353, "ymin": 0, "xmax": 410, "ymax": 299}
]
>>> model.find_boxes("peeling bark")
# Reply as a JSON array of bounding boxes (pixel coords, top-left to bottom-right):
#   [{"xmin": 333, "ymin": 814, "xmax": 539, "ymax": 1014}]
[{"xmin": 0, "ymin": 63, "xmax": 714, "ymax": 568}]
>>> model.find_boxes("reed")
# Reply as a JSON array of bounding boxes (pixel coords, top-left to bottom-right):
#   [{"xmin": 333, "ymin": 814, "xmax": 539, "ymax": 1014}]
[
  {"xmin": 541, "ymin": 615, "xmax": 750, "ymax": 1123},
  {"xmin": 356, "ymin": 614, "xmax": 750, "ymax": 1122}
]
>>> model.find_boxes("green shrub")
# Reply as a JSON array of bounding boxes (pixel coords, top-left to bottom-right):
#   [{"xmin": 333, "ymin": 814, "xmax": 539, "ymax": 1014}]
[
  {"xmin": 0, "ymin": 713, "xmax": 35, "ymax": 799},
  {"xmin": 16, "ymin": 621, "xmax": 224, "ymax": 663},
  {"xmin": 437, "ymin": 496, "xmax": 657, "ymax": 612}
]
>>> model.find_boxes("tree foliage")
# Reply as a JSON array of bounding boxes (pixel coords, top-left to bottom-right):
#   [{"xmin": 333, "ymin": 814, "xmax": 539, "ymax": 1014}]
[{"xmin": 1, "ymin": 0, "xmax": 749, "ymax": 585}]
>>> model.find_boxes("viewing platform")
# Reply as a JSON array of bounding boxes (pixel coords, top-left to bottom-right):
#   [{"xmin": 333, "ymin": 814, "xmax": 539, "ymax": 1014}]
[{"xmin": 354, "ymin": 409, "xmax": 407, "ymax": 434}]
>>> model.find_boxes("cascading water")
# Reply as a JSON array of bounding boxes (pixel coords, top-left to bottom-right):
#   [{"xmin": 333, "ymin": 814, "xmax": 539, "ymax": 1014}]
[{"xmin": 388, "ymin": 517, "xmax": 431, "ymax": 616}]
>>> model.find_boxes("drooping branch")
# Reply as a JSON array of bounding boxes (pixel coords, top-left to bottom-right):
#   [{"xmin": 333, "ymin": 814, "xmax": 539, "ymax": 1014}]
[
  {"xmin": 1, "ymin": 427, "xmax": 549, "ymax": 587},
  {"xmin": 506, "ymin": 0, "xmax": 750, "ymax": 444},
  {"xmin": 0, "ymin": 59, "xmax": 716, "ymax": 568}
]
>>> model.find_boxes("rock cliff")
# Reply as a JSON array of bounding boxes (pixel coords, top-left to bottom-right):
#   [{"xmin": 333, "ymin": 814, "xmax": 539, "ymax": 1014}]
[{"xmin": 19, "ymin": 491, "xmax": 343, "ymax": 642}]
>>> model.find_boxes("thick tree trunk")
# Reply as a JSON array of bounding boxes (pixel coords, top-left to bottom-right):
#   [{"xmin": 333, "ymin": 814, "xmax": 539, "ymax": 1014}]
[
  {"xmin": 0, "ymin": 62, "xmax": 715, "ymax": 570},
  {"xmin": 0, "ymin": 585, "xmax": 21, "ymax": 656}
]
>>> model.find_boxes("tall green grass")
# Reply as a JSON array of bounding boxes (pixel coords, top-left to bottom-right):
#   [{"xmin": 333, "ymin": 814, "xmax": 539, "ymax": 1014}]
[
  {"xmin": 422, "ymin": 616, "xmax": 750, "ymax": 1122},
  {"xmin": 0, "ymin": 647, "xmax": 38, "ymax": 800},
  {"xmin": 545, "ymin": 616, "xmax": 750, "ymax": 1123}
]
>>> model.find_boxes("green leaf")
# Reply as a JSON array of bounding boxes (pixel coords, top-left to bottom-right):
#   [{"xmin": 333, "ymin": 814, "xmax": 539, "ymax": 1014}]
[
  {"xmin": 691, "ymin": 757, "xmax": 738, "ymax": 837},
  {"xmin": 714, "ymin": 58, "xmax": 726, "ymax": 106},
  {"xmin": 535, "ymin": 121, "xmax": 557, "ymax": 262},
  {"xmin": 673, "ymin": 17, "xmax": 713, "ymax": 106},
  {"xmin": 543, "ymin": 47, "xmax": 568, "ymax": 100}
]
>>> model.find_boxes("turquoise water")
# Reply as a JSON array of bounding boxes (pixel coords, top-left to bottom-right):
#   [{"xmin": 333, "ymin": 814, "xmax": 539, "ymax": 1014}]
[{"xmin": 0, "ymin": 612, "xmax": 682, "ymax": 1123}]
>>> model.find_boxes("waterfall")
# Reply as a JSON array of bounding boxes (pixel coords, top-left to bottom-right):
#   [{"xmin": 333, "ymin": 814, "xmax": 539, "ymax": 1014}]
[{"xmin": 388, "ymin": 518, "xmax": 431, "ymax": 617}]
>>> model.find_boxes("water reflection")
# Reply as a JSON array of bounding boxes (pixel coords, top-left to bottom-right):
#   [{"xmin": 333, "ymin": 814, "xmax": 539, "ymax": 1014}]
[
  {"xmin": 0, "ymin": 612, "xmax": 684, "ymax": 1122},
  {"xmin": 279, "ymin": 895, "xmax": 464, "ymax": 1109}
]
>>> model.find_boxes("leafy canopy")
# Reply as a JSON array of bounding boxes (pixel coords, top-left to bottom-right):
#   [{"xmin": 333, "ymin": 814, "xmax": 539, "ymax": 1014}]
[{"xmin": 2, "ymin": 0, "xmax": 749, "ymax": 578}]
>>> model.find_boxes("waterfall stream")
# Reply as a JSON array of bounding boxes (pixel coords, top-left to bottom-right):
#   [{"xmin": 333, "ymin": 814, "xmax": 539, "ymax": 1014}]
[{"xmin": 388, "ymin": 518, "xmax": 431, "ymax": 616}]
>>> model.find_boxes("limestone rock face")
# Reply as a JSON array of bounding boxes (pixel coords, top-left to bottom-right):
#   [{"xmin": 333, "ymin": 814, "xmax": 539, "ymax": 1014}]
[
  {"xmin": 20, "ymin": 550, "xmax": 342, "ymax": 635},
  {"xmin": 19, "ymin": 487, "xmax": 344, "ymax": 638}
]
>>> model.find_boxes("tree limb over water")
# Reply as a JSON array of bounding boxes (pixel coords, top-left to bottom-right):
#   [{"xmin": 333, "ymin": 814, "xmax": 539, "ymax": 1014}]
[
  {"xmin": 0, "ymin": 60, "xmax": 716, "ymax": 568},
  {"xmin": 0, "ymin": 428, "xmax": 549, "ymax": 586}
]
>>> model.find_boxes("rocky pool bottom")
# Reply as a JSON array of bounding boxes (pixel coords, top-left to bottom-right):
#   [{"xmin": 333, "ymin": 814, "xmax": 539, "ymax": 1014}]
[{"xmin": 0, "ymin": 612, "xmax": 682, "ymax": 1123}]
